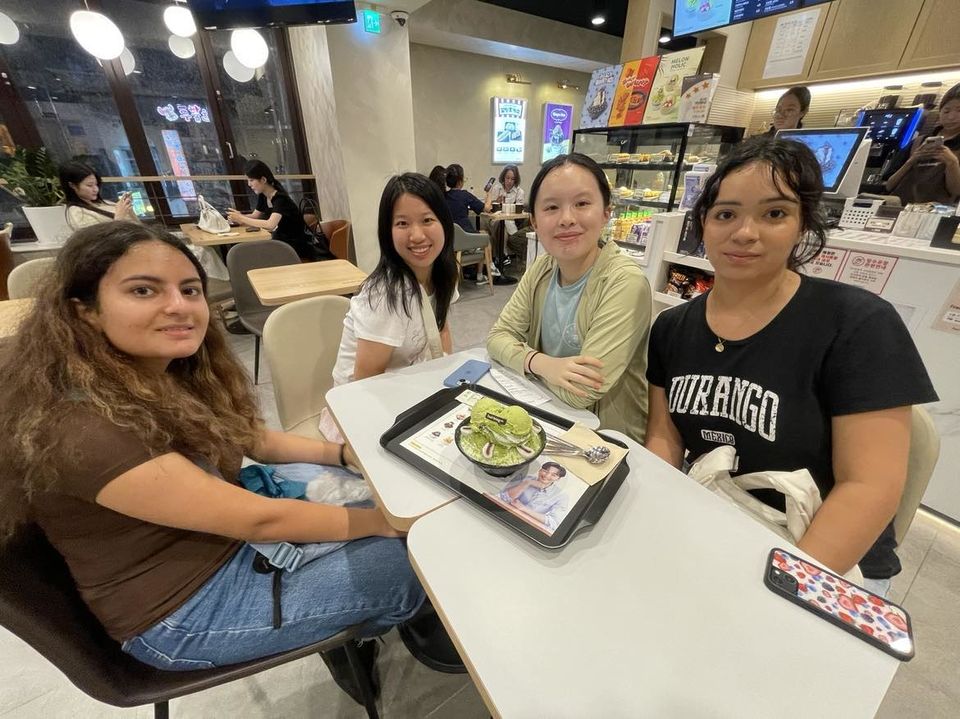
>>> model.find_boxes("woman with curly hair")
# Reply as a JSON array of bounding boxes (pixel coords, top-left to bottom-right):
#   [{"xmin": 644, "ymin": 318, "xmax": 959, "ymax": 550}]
[{"xmin": 0, "ymin": 222, "xmax": 424, "ymax": 688}]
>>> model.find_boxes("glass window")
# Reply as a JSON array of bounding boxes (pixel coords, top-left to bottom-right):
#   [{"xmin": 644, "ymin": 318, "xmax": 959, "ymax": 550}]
[
  {"xmin": 0, "ymin": 1, "xmax": 137, "ymax": 180},
  {"xmin": 209, "ymin": 28, "xmax": 306, "ymax": 176},
  {"xmin": 101, "ymin": 0, "xmax": 232, "ymax": 218}
]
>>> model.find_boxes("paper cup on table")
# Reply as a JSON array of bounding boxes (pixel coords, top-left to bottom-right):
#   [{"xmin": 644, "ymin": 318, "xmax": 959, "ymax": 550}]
[{"xmin": 503, "ymin": 203, "xmax": 515, "ymax": 214}]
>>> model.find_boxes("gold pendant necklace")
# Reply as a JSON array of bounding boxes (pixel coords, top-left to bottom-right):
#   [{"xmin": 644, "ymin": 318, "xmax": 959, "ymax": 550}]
[{"xmin": 715, "ymin": 337, "xmax": 725, "ymax": 353}]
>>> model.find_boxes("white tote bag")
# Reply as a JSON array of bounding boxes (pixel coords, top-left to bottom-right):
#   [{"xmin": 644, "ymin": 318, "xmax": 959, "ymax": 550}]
[{"xmin": 196, "ymin": 195, "xmax": 230, "ymax": 234}]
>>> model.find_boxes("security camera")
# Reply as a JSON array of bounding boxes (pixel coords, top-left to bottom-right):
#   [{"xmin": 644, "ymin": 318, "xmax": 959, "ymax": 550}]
[{"xmin": 390, "ymin": 10, "xmax": 409, "ymax": 27}]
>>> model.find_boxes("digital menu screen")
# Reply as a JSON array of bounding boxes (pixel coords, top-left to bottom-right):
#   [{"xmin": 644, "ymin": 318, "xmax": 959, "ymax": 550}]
[{"xmin": 674, "ymin": 0, "xmax": 815, "ymax": 38}]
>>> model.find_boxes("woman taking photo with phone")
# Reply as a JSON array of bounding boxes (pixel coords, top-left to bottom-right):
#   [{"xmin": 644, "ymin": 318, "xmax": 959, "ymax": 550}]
[
  {"xmin": 645, "ymin": 137, "xmax": 937, "ymax": 594},
  {"xmin": 227, "ymin": 160, "xmax": 332, "ymax": 261},
  {"xmin": 60, "ymin": 162, "xmax": 138, "ymax": 230},
  {"xmin": 886, "ymin": 83, "xmax": 960, "ymax": 204},
  {"xmin": 0, "ymin": 222, "xmax": 424, "ymax": 695},
  {"xmin": 486, "ymin": 153, "xmax": 652, "ymax": 443}
]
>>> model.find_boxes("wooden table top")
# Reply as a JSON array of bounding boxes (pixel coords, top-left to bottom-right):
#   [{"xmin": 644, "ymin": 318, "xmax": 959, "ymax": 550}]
[
  {"xmin": 179, "ymin": 223, "xmax": 272, "ymax": 247},
  {"xmin": 481, "ymin": 211, "xmax": 530, "ymax": 221},
  {"xmin": 0, "ymin": 298, "xmax": 34, "ymax": 339},
  {"xmin": 247, "ymin": 260, "xmax": 367, "ymax": 306}
]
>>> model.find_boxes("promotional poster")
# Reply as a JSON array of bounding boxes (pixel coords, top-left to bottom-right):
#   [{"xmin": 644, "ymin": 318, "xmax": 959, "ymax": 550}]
[
  {"xmin": 579, "ymin": 64, "xmax": 622, "ymax": 129},
  {"xmin": 492, "ymin": 97, "xmax": 527, "ymax": 164},
  {"xmin": 678, "ymin": 73, "xmax": 721, "ymax": 123},
  {"xmin": 644, "ymin": 47, "xmax": 706, "ymax": 125},
  {"xmin": 541, "ymin": 103, "xmax": 574, "ymax": 162},
  {"xmin": 609, "ymin": 56, "xmax": 660, "ymax": 127}
]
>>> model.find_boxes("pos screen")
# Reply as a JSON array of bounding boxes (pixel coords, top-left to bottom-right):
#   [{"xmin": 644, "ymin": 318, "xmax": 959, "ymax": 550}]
[{"xmin": 776, "ymin": 127, "xmax": 867, "ymax": 193}]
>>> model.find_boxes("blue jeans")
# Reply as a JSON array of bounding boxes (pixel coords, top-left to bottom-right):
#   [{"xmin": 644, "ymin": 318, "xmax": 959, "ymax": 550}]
[{"xmin": 123, "ymin": 539, "xmax": 425, "ymax": 670}]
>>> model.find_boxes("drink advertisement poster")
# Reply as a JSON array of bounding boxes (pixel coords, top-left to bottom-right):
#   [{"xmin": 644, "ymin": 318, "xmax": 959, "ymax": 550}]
[
  {"xmin": 609, "ymin": 56, "xmax": 660, "ymax": 127},
  {"xmin": 492, "ymin": 97, "xmax": 527, "ymax": 164},
  {"xmin": 643, "ymin": 47, "xmax": 705, "ymax": 125},
  {"xmin": 678, "ymin": 73, "xmax": 721, "ymax": 123},
  {"xmin": 541, "ymin": 103, "xmax": 574, "ymax": 162},
  {"xmin": 579, "ymin": 64, "xmax": 622, "ymax": 129}
]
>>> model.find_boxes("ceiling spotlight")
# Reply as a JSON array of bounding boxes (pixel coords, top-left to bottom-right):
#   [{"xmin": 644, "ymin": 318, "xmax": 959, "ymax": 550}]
[
  {"xmin": 659, "ymin": 33, "xmax": 672, "ymax": 44},
  {"xmin": 70, "ymin": 10, "xmax": 125, "ymax": 60},
  {"xmin": 164, "ymin": 5, "xmax": 196, "ymax": 38},
  {"xmin": 231, "ymin": 28, "xmax": 269, "ymax": 69},
  {"xmin": 0, "ymin": 11, "xmax": 20, "ymax": 45},
  {"xmin": 591, "ymin": 15, "xmax": 606, "ymax": 26}
]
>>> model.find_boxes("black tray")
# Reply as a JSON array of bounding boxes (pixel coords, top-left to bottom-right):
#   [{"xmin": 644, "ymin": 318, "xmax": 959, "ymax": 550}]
[{"xmin": 380, "ymin": 384, "xmax": 628, "ymax": 548}]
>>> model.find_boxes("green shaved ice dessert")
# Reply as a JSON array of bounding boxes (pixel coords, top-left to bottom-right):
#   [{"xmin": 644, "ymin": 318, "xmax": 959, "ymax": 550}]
[{"xmin": 458, "ymin": 398, "xmax": 544, "ymax": 467}]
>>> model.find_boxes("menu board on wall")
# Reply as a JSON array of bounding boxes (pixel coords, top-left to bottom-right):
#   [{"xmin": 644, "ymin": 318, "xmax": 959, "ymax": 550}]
[
  {"xmin": 643, "ymin": 47, "xmax": 705, "ymax": 125},
  {"xmin": 492, "ymin": 97, "xmax": 527, "ymax": 164},
  {"xmin": 580, "ymin": 64, "xmax": 622, "ymax": 129},
  {"xmin": 541, "ymin": 103, "xmax": 574, "ymax": 162},
  {"xmin": 609, "ymin": 57, "xmax": 660, "ymax": 127}
]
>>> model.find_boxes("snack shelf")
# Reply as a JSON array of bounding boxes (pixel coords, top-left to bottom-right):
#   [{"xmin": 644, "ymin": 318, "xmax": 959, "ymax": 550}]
[
  {"xmin": 653, "ymin": 291, "xmax": 685, "ymax": 307},
  {"xmin": 662, "ymin": 251, "xmax": 714, "ymax": 272}
]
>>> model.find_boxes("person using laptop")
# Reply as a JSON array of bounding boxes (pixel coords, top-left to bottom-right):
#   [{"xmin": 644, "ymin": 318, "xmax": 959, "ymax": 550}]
[{"xmin": 60, "ymin": 162, "xmax": 138, "ymax": 230}]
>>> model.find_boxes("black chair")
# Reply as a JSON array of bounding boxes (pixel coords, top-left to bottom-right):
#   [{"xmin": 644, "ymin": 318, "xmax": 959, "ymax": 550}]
[
  {"xmin": 0, "ymin": 524, "xmax": 381, "ymax": 718},
  {"xmin": 225, "ymin": 240, "xmax": 300, "ymax": 384}
]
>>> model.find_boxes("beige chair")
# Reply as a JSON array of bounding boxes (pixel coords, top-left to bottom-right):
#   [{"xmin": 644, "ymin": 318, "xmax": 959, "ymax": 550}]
[
  {"xmin": 7, "ymin": 257, "xmax": 56, "ymax": 299},
  {"xmin": 262, "ymin": 295, "xmax": 350, "ymax": 439},
  {"xmin": 453, "ymin": 225, "xmax": 493, "ymax": 295},
  {"xmin": 894, "ymin": 406, "xmax": 941, "ymax": 544},
  {"xmin": 319, "ymin": 219, "xmax": 353, "ymax": 262}
]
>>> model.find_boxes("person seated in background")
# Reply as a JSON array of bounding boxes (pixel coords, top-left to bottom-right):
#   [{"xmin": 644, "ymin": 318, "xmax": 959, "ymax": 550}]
[
  {"xmin": 443, "ymin": 163, "xmax": 489, "ymax": 233},
  {"xmin": 60, "ymin": 161, "xmax": 138, "ymax": 230},
  {"xmin": 227, "ymin": 159, "xmax": 332, "ymax": 261},
  {"xmin": 644, "ymin": 136, "xmax": 938, "ymax": 595},
  {"xmin": 487, "ymin": 153, "xmax": 652, "ymax": 444},
  {"xmin": 428, "ymin": 165, "xmax": 446, "ymax": 193},
  {"xmin": 484, "ymin": 164, "xmax": 530, "ymax": 271},
  {"xmin": 333, "ymin": 172, "xmax": 458, "ymax": 385},
  {"xmin": 0, "ymin": 222, "xmax": 426, "ymax": 702},
  {"xmin": 885, "ymin": 83, "xmax": 960, "ymax": 205},
  {"xmin": 764, "ymin": 86, "xmax": 811, "ymax": 135}
]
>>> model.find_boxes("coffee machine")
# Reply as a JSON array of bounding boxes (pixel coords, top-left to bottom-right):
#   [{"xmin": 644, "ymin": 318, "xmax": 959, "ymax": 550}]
[{"xmin": 856, "ymin": 107, "xmax": 924, "ymax": 191}]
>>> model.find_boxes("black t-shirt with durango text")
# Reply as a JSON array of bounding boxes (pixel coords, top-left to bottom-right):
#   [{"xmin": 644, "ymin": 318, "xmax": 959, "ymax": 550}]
[{"xmin": 647, "ymin": 274, "xmax": 938, "ymax": 578}]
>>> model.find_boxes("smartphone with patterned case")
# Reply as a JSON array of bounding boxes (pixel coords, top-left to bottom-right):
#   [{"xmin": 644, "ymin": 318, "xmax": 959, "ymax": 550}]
[{"xmin": 764, "ymin": 548, "xmax": 914, "ymax": 661}]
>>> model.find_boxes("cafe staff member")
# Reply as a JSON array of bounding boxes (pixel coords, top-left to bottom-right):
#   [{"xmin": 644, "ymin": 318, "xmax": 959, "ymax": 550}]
[{"xmin": 765, "ymin": 86, "xmax": 812, "ymax": 134}]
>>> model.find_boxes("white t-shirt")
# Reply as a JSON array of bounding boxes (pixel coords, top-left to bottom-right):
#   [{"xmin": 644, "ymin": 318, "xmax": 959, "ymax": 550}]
[{"xmin": 332, "ymin": 280, "xmax": 458, "ymax": 386}]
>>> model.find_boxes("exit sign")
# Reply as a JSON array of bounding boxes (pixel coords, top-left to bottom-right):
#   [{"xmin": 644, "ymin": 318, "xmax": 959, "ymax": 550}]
[{"xmin": 362, "ymin": 9, "xmax": 381, "ymax": 33}]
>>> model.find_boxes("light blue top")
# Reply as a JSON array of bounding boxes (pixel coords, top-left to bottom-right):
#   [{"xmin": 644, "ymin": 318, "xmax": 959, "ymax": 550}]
[{"xmin": 540, "ymin": 267, "xmax": 592, "ymax": 357}]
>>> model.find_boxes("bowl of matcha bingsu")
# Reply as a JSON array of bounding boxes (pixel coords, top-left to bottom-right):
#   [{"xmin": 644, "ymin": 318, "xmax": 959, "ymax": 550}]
[{"xmin": 455, "ymin": 397, "xmax": 546, "ymax": 477}]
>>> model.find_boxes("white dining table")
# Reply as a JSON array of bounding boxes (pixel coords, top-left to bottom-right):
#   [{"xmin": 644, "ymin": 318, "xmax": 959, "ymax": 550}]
[
  {"xmin": 407, "ymin": 430, "xmax": 901, "ymax": 719},
  {"xmin": 325, "ymin": 348, "xmax": 598, "ymax": 530}
]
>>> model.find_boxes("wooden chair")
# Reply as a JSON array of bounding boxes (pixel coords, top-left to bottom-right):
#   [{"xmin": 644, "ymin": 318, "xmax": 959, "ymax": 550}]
[
  {"xmin": 0, "ymin": 523, "xmax": 382, "ymax": 719},
  {"xmin": 453, "ymin": 225, "xmax": 493, "ymax": 295}
]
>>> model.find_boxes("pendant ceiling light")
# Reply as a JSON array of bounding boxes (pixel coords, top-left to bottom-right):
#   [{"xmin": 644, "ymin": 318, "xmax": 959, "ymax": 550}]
[
  {"xmin": 0, "ymin": 12, "xmax": 20, "ymax": 45},
  {"xmin": 231, "ymin": 28, "xmax": 269, "ymax": 69},
  {"xmin": 70, "ymin": 10, "xmax": 125, "ymax": 60},
  {"xmin": 120, "ymin": 47, "xmax": 136, "ymax": 75},
  {"xmin": 163, "ymin": 5, "xmax": 196, "ymax": 38},
  {"xmin": 223, "ymin": 50, "xmax": 255, "ymax": 82},
  {"xmin": 168, "ymin": 34, "xmax": 195, "ymax": 59}
]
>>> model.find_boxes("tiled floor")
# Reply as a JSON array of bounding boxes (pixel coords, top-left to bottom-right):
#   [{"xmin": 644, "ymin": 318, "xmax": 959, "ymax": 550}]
[{"xmin": 2, "ymin": 279, "xmax": 958, "ymax": 718}]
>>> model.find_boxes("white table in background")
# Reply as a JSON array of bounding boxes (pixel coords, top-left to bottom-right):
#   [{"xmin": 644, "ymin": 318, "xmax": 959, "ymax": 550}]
[
  {"xmin": 325, "ymin": 348, "xmax": 598, "ymax": 530},
  {"xmin": 407, "ymin": 431, "xmax": 900, "ymax": 719}
]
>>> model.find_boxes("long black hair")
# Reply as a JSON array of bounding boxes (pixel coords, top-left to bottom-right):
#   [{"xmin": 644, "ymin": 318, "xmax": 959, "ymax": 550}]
[
  {"xmin": 366, "ymin": 172, "xmax": 458, "ymax": 331},
  {"xmin": 59, "ymin": 161, "xmax": 112, "ymax": 218},
  {"xmin": 428, "ymin": 165, "xmax": 446, "ymax": 191},
  {"xmin": 244, "ymin": 159, "xmax": 285, "ymax": 194},
  {"xmin": 691, "ymin": 135, "xmax": 827, "ymax": 270},
  {"xmin": 444, "ymin": 164, "xmax": 465, "ymax": 190},
  {"xmin": 527, "ymin": 152, "xmax": 611, "ymax": 217}
]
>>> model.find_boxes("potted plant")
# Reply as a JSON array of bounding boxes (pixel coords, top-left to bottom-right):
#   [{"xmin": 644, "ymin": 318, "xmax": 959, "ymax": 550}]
[{"xmin": 0, "ymin": 147, "xmax": 63, "ymax": 207}]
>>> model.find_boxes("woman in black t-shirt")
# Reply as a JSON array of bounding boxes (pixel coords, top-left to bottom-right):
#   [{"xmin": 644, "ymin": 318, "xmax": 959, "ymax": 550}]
[
  {"xmin": 227, "ymin": 160, "xmax": 332, "ymax": 261},
  {"xmin": 645, "ymin": 137, "xmax": 937, "ymax": 593}
]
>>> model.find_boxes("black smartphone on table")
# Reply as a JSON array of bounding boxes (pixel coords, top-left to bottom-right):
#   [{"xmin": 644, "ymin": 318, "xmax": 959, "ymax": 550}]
[{"xmin": 764, "ymin": 548, "xmax": 914, "ymax": 661}]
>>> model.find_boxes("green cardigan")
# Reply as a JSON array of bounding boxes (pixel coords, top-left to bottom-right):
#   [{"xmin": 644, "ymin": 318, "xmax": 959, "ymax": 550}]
[{"xmin": 486, "ymin": 241, "xmax": 652, "ymax": 442}]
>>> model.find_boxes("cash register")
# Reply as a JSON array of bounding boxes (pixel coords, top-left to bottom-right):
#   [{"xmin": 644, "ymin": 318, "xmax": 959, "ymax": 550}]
[{"xmin": 855, "ymin": 107, "xmax": 924, "ymax": 191}]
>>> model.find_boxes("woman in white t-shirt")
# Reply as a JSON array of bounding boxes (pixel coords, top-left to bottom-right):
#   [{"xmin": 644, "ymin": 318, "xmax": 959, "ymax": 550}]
[
  {"xmin": 332, "ymin": 173, "xmax": 459, "ymax": 385},
  {"xmin": 59, "ymin": 162, "xmax": 138, "ymax": 230}
]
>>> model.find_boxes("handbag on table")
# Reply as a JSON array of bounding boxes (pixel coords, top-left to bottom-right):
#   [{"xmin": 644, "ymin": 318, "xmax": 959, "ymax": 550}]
[{"xmin": 196, "ymin": 195, "xmax": 231, "ymax": 234}]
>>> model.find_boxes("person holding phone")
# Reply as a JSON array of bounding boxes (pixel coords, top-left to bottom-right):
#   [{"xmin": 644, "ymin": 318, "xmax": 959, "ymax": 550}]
[
  {"xmin": 886, "ymin": 83, "xmax": 960, "ymax": 204},
  {"xmin": 486, "ymin": 153, "xmax": 653, "ymax": 444},
  {"xmin": 60, "ymin": 162, "xmax": 139, "ymax": 230},
  {"xmin": 644, "ymin": 136, "xmax": 938, "ymax": 595}
]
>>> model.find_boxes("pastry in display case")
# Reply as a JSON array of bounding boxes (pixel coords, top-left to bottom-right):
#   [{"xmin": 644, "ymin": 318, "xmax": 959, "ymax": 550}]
[{"xmin": 572, "ymin": 122, "xmax": 743, "ymax": 249}]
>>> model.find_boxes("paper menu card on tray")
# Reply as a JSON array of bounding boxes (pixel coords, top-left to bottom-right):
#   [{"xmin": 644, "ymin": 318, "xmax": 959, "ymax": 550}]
[
  {"xmin": 580, "ymin": 64, "xmax": 623, "ymax": 129},
  {"xmin": 643, "ymin": 47, "xmax": 705, "ymax": 125},
  {"xmin": 558, "ymin": 423, "xmax": 628, "ymax": 486},
  {"xmin": 489, "ymin": 366, "xmax": 552, "ymax": 406},
  {"xmin": 609, "ymin": 56, "xmax": 660, "ymax": 127},
  {"xmin": 763, "ymin": 7, "xmax": 821, "ymax": 79}
]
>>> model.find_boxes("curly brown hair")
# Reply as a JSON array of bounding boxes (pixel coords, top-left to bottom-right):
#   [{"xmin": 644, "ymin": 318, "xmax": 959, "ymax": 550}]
[{"xmin": 0, "ymin": 222, "xmax": 262, "ymax": 540}]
